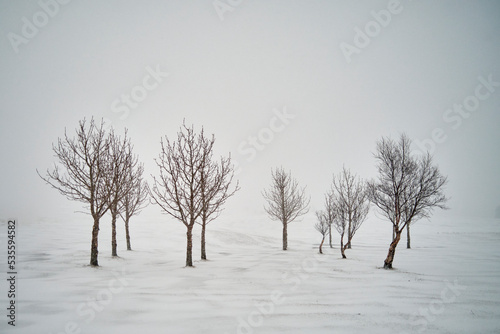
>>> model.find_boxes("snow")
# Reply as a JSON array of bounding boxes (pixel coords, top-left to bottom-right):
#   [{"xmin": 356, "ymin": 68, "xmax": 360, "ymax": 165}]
[{"xmin": 1, "ymin": 213, "xmax": 500, "ymax": 334}]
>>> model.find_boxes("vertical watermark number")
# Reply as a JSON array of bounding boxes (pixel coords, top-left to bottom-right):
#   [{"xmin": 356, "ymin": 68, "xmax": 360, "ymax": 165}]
[{"xmin": 6, "ymin": 219, "xmax": 17, "ymax": 327}]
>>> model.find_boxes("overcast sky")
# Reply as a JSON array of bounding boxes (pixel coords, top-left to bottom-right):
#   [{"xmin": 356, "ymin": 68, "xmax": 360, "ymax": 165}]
[{"xmin": 1, "ymin": 0, "xmax": 499, "ymax": 224}]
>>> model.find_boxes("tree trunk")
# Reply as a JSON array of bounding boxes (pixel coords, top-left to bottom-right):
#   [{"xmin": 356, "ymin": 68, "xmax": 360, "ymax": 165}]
[
  {"xmin": 407, "ymin": 224, "xmax": 411, "ymax": 249},
  {"xmin": 90, "ymin": 216, "xmax": 100, "ymax": 266},
  {"xmin": 282, "ymin": 223, "xmax": 288, "ymax": 251},
  {"xmin": 186, "ymin": 226, "xmax": 193, "ymax": 267},
  {"xmin": 346, "ymin": 220, "xmax": 352, "ymax": 249},
  {"xmin": 111, "ymin": 210, "xmax": 118, "ymax": 257},
  {"xmin": 201, "ymin": 221, "xmax": 207, "ymax": 260},
  {"xmin": 329, "ymin": 225, "xmax": 333, "ymax": 248},
  {"xmin": 392, "ymin": 225, "xmax": 396, "ymax": 242},
  {"xmin": 340, "ymin": 234, "xmax": 346, "ymax": 259},
  {"xmin": 319, "ymin": 236, "xmax": 325, "ymax": 254},
  {"xmin": 125, "ymin": 215, "xmax": 131, "ymax": 251},
  {"xmin": 384, "ymin": 229, "xmax": 402, "ymax": 269}
]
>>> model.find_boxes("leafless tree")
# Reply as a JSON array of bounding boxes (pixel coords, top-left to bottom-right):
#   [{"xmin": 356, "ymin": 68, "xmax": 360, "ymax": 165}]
[
  {"xmin": 332, "ymin": 200, "xmax": 348, "ymax": 258},
  {"xmin": 315, "ymin": 211, "xmax": 330, "ymax": 254},
  {"xmin": 331, "ymin": 167, "xmax": 369, "ymax": 258},
  {"xmin": 149, "ymin": 122, "xmax": 207, "ymax": 267},
  {"xmin": 368, "ymin": 134, "xmax": 448, "ymax": 269},
  {"xmin": 119, "ymin": 163, "xmax": 148, "ymax": 251},
  {"xmin": 262, "ymin": 167, "xmax": 310, "ymax": 250},
  {"xmin": 38, "ymin": 118, "xmax": 110, "ymax": 266},
  {"xmin": 319, "ymin": 190, "xmax": 336, "ymax": 249},
  {"xmin": 197, "ymin": 140, "xmax": 239, "ymax": 260},
  {"xmin": 328, "ymin": 223, "xmax": 333, "ymax": 248},
  {"xmin": 326, "ymin": 189, "xmax": 337, "ymax": 249},
  {"xmin": 105, "ymin": 129, "xmax": 136, "ymax": 257}
]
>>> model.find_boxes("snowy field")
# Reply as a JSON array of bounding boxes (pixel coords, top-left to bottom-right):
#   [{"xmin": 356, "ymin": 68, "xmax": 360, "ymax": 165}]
[{"xmin": 1, "ymin": 212, "xmax": 500, "ymax": 334}]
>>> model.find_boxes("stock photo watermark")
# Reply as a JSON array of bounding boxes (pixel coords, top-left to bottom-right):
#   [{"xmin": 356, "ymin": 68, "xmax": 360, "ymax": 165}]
[
  {"xmin": 110, "ymin": 64, "xmax": 169, "ymax": 121},
  {"xmin": 48, "ymin": 268, "xmax": 132, "ymax": 334},
  {"xmin": 233, "ymin": 106, "xmax": 295, "ymax": 175},
  {"xmin": 414, "ymin": 73, "xmax": 499, "ymax": 155},
  {"xmin": 7, "ymin": 0, "xmax": 72, "ymax": 54},
  {"xmin": 402, "ymin": 278, "xmax": 467, "ymax": 333},
  {"xmin": 213, "ymin": 0, "xmax": 244, "ymax": 21},
  {"xmin": 340, "ymin": 0, "xmax": 403, "ymax": 64},
  {"xmin": 232, "ymin": 290, "xmax": 285, "ymax": 334},
  {"xmin": 5, "ymin": 219, "xmax": 17, "ymax": 327},
  {"xmin": 228, "ymin": 253, "xmax": 324, "ymax": 334}
]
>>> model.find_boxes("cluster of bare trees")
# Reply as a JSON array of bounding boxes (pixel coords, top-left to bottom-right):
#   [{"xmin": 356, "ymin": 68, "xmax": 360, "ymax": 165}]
[
  {"xmin": 315, "ymin": 167, "xmax": 370, "ymax": 258},
  {"xmin": 149, "ymin": 122, "xmax": 239, "ymax": 267},
  {"xmin": 40, "ymin": 120, "xmax": 446, "ymax": 271},
  {"xmin": 312, "ymin": 134, "xmax": 447, "ymax": 269},
  {"xmin": 40, "ymin": 119, "xmax": 238, "ymax": 268},
  {"xmin": 313, "ymin": 134, "xmax": 448, "ymax": 269},
  {"xmin": 262, "ymin": 133, "xmax": 447, "ymax": 270},
  {"xmin": 38, "ymin": 118, "xmax": 148, "ymax": 266}
]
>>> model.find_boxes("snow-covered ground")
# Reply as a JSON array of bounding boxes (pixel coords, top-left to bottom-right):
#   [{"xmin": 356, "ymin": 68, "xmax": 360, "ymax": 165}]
[{"xmin": 1, "ymin": 212, "xmax": 499, "ymax": 334}]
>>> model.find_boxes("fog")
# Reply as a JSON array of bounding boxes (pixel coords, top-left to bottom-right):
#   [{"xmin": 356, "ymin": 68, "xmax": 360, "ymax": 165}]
[{"xmin": 1, "ymin": 0, "xmax": 499, "ymax": 224}]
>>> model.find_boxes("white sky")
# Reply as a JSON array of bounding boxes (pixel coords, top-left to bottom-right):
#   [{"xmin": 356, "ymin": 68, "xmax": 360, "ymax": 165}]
[{"xmin": 1, "ymin": 0, "xmax": 499, "ymax": 223}]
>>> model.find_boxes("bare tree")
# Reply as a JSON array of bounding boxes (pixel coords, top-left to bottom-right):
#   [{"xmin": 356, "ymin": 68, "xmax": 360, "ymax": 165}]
[
  {"xmin": 368, "ymin": 134, "xmax": 448, "ymax": 269},
  {"xmin": 331, "ymin": 167, "xmax": 369, "ymax": 258},
  {"xmin": 332, "ymin": 200, "xmax": 348, "ymax": 259},
  {"xmin": 197, "ymin": 139, "xmax": 239, "ymax": 260},
  {"xmin": 321, "ymin": 190, "xmax": 336, "ymax": 249},
  {"xmin": 262, "ymin": 167, "xmax": 310, "ymax": 250},
  {"xmin": 328, "ymin": 223, "xmax": 333, "ymax": 248},
  {"xmin": 38, "ymin": 118, "xmax": 110, "ymax": 266},
  {"xmin": 406, "ymin": 222, "xmax": 411, "ymax": 249},
  {"xmin": 119, "ymin": 163, "xmax": 148, "ymax": 251},
  {"xmin": 149, "ymin": 122, "xmax": 206, "ymax": 267},
  {"xmin": 105, "ymin": 129, "xmax": 136, "ymax": 257},
  {"xmin": 315, "ymin": 211, "xmax": 330, "ymax": 254},
  {"xmin": 322, "ymin": 191, "xmax": 335, "ymax": 249}
]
